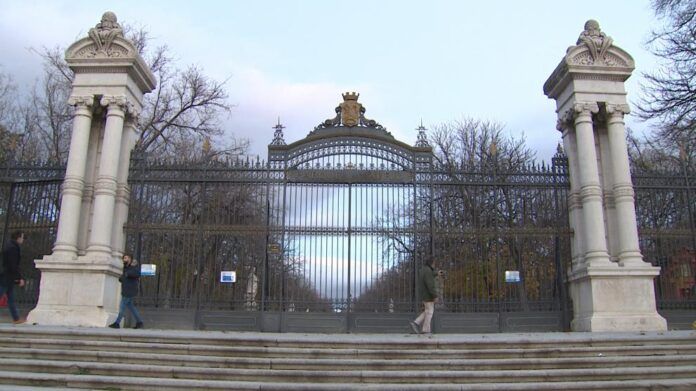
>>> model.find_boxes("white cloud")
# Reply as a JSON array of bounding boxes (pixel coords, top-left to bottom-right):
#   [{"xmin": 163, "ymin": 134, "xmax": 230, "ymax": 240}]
[{"xmin": 222, "ymin": 67, "xmax": 375, "ymax": 158}]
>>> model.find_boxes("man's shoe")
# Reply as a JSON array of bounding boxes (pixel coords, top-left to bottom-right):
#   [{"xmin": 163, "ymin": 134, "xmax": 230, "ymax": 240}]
[
  {"xmin": 12, "ymin": 318, "xmax": 25, "ymax": 325},
  {"xmin": 408, "ymin": 320, "xmax": 420, "ymax": 334},
  {"xmin": 108, "ymin": 322, "xmax": 120, "ymax": 329},
  {"xmin": 134, "ymin": 322, "xmax": 144, "ymax": 329}
]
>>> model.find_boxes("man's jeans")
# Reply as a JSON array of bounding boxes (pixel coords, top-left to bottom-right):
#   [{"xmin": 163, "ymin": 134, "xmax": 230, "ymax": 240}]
[
  {"xmin": 0, "ymin": 282, "xmax": 19, "ymax": 321},
  {"xmin": 114, "ymin": 296, "xmax": 143, "ymax": 324}
]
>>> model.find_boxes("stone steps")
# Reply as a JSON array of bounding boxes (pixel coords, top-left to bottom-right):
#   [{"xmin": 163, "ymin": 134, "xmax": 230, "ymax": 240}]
[
  {"xmin": 3, "ymin": 346, "xmax": 696, "ymax": 370},
  {"xmin": 0, "ymin": 371, "xmax": 695, "ymax": 391},
  {"xmin": 0, "ymin": 325, "xmax": 694, "ymax": 390},
  {"xmin": 3, "ymin": 358, "xmax": 696, "ymax": 383},
  {"xmin": 1, "ymin": 336, "xmax": 694, "ymax": 360}
]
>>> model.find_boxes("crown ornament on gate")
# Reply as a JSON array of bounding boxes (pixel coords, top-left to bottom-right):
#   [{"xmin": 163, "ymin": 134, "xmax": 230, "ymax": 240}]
[
  {"xmin": 342, "ymin": 92, "xmax": 359, "ymax": 101},
  {"xmin": 313, "ymin": 92, "xmax": 388, "ymax": 133}
]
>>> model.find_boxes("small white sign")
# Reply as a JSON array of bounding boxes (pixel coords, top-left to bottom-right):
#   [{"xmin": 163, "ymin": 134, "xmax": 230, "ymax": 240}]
[
  {"xmin": 505, "ymin": 270, "xmax": 520, "ymax": 283},
  {"xmin": 220, "ymin": 271, "xmax": 236, "ymax": 283},
  {"xmin": 141, "ymin": 264, "xmax": 157, "ymax": 276}
]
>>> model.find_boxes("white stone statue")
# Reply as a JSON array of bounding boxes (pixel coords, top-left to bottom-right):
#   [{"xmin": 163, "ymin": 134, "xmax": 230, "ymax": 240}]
[
  {"xmin": 244, "ymin": 267, "xmax": 259, "ymax": 311},
  {"xmin": 576, "ymin": 19, "xmax": 613, "ymax": 64},
  {"xmin": 88, "ymin": 11, "xmax": 124, "ymax": 53}
]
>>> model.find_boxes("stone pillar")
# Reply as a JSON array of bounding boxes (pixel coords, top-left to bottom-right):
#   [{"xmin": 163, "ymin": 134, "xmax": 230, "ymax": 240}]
[
  {"xmin": 86, "ymin": 96, "xmax": 126, "ymax": 258},
  {"xmin": 558, "ymin": 119, "xmax": 585, "ymax": 269},
  {"xmin": 606, "ymin": 104, "xmax": 645, "ymax": 267},
  {"xmin": 28, "ymin": 11, "xmax": 156, "ymax": 327},
  {"xmin": 52, "ymin": 96, "xmax": 94, "ymax": 259},
  {"xmin": 111, "ymin": 115, "xmax": 138, "ymax": 257},
  {"xmin": 572, "ymin": 103, "xmax": 612, "ymax": 267},
  {"xmin": 76, "ymin": 118, "xmax": 102, "ymax": 254},
  {"xmin": 544, "ymin": 20, "xmax": 667, "ymax": 331}
]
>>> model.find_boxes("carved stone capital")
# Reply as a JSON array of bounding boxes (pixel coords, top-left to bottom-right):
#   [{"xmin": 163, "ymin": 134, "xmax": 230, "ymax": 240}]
[
  {"xmin": 67, "ymin": 95, "xmax": 95, "ymax": 108},
  {"xmin": 573, "ymin": 102, "xmax": 600, "ymax": 116},
  {"xmin": 606, "ymin": 103, "xmax": 631, "ymax": 119},
  {"xmin": 100, "ymin": 96, "xmax": 139, "ymax": 119},
  {"xmin": 557, "ymin": 109, "xmax": 577, "ymax": 132},
  {"xmin": 556, "ymin": 118, "xmax": 567, "ymax": 132},
  {"xmin": 100, "ymin": 95, "xmax": 128, "ymax": 110}
]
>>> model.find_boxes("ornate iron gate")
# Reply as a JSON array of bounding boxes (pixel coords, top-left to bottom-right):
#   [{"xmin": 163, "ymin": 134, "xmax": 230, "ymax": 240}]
[{"xmin": 122, "ymin": 97, "xmax": 575, "ymax": 332}]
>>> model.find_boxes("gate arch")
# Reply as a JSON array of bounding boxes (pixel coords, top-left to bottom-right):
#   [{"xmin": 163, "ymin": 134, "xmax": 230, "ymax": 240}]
[{"xmin": 263, "ymin": 95, "xmax": 434, "ymax": 332}]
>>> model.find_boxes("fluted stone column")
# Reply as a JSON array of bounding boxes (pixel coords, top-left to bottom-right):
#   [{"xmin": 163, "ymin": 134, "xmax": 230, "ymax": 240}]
[
  {"xmin": 86, "ymin": 96, "xmax": 126, "ymax": 258},
  {"xmin": 573, "ymin": 103, "xmax": 613, "ymax": 267},
  {"xmin": 606, "ymin": 103, "xmax": 645, "ymax": 266},
  {"xmin": 52, "ymin": 96, "xmax": 94, "ymax": 259},
  {"xmin": 111, "ymin": 116, "xmax": 138, "ymax": 257},
  {"xmin": 76, "ymin": 118, "xmax": 102, "ymax": 254},
  {"xmin": 558, "ymin": 119, "xmax": 585, "ymax": 269},
  {"xmin": 598, "ymin": 127, "xmax": 619, "ymax": 263}
]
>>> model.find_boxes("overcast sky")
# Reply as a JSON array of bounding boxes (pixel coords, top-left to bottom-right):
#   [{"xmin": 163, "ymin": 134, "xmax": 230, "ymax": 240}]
[{"xmin": 0, "ymin": 0, "xmax": 660, "ymax": 162}]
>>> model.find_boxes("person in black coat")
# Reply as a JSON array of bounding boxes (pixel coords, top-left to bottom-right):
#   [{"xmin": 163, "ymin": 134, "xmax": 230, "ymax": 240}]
[
  {"xmin": 108, "ymin": 253, "xmax": 144, "ymax": 329},
  {"xmin": 0, "ymin": 231, "xmax": 26, "ymax": 324}
]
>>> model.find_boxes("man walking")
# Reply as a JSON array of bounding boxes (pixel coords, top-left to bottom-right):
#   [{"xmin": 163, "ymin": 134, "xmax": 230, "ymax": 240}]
[
  {"xmin": 410, "ymin": 257, "xmax": 438, "ymax": 334},
  {"xmin": 109, "ymin": 253, "xmax": 144, "ymax": 329},
  {"xmin": 0, "ymin": 231, "xmax": 26, "ymax": 324}
]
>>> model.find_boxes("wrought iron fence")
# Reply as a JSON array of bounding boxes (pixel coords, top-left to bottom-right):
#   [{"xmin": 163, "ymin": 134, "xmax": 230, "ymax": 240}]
[{"xmin": 0, "ymin": 150, "xmax": 693, "ymax": 323}]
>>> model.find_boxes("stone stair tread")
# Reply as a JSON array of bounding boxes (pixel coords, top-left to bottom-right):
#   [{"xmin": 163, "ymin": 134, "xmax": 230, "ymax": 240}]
[
  {"xmin": 3, "ymin": 358, "xmax": 696, "ymax": 383},
  {"xmin": 0, "ymin": 370, "xmax": 695, "ymax": 390},
  {"xmin": 1, "ymin": 346, "xmax": 695, "ymax": 370},
  {"xmin": 1, "ymin": 326, "xmax": 695, "ymax": 349},
  {"xmin": 1, "ymin": 336, "xmax": 693, "ymax": 359}
]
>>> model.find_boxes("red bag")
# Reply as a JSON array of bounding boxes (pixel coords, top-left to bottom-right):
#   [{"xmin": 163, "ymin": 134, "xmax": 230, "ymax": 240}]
[{"xmin": 0, "ymin": 294, "xmax": 7, "ymax": 308}]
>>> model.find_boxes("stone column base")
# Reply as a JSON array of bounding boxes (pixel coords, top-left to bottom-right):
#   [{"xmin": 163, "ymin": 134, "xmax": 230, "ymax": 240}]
[
  {"xmin": 568, "ymin": 264, "xmax": 667, "ymax": 332},
  {"xmin": 27, "ymin": 254, "xmax": 122, "ymax": 327}
]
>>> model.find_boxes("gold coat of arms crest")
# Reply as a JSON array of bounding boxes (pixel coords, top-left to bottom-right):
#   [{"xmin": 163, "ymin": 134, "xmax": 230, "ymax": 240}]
[{"xmin": 340, "ymin": 92, "xmax": 362, "ymax": 127}]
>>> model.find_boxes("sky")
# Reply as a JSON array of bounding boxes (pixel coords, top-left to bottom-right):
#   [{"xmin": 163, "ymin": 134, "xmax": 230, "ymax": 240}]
[{"xmin": 0, "ymin": 0, "xmax": 661, "ymax": 162}]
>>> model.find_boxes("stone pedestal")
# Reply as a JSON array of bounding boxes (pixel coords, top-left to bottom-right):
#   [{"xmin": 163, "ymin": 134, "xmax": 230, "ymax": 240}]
[
  {"xmin": 569, "ymin": 266, "xmax": 667, "ymax": 331},
  {"xmin": 544, "ymin": 20, "xmax": 667, "ymax": 332},
  {"xmin": 27, "ymin": 258, "xmax": 122, "ymax": 326},
  {"xmin": 27, "ymin": 12, "xmax": 155, "ymax": 327}
]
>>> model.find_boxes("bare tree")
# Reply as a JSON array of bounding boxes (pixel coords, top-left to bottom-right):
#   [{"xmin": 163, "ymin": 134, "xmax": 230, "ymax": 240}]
[
  {"xmin": 3, "ymin": 24, "xmax": 240, "ymax": 163},
  {"xmin": 0, "ymin": 71, "xmax": 19, "ymax": 161},
  {"xmin": 636, "ymin": 0, "xmax": 696, "ymax": 145}
]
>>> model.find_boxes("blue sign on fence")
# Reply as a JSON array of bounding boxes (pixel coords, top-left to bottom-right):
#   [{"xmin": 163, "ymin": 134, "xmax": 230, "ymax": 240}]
[
  {"xmin": 505, "ymin": 270, "xmax": 520, "ymax": 283},
  {"xmin": 140, "ymin": 264, "xmax": 156, "ymax": 276},
  {"xmin": 220, "ymin": 271, "xmax": 236, "ymax": 283}
]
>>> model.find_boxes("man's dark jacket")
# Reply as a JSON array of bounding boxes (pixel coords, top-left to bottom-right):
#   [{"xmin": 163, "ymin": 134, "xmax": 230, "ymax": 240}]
[
  {"xmin": 119, "ymin": 260, "xmax": 140, "ymax": 298},
  {"xmin": 418, "ymin": 264, "xmax": 438, "ymax": 302},
  {"xmin": 1, "ymin": 240, "xmax": 22, "ymax": 287}
]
